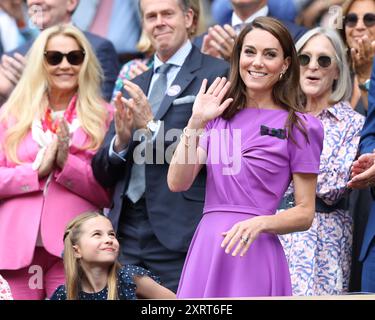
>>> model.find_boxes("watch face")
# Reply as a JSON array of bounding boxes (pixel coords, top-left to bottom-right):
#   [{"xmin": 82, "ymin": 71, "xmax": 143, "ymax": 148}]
[
  {"xmin": 365, "ymin": 80, "xmax": 370, "ymax": 91},
  {"xmin": 359, "ymin": 79, "xmax": 371, "ymax": 91},
  {"xmin": 147, "ymin": 120, "xmax": 158, "ymax": 132}
]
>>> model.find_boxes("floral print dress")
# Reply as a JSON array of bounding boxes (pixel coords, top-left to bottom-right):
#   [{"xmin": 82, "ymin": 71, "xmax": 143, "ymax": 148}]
[
  {"xmin": 0, "ymin": 275, "xmax": 12, "ymax": 300},
  {"xmin": 279, "ymin": 101, "xmax": 365, "ymax": 296}
]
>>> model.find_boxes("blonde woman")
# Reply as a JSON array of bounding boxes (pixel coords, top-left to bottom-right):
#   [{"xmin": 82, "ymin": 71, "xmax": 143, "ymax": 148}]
[
  {"xmin": 51, "ymin": 212, "xmax": 175, "ymax": 300},
  {"xmin": 0, "ymin": 24, "xmax": 112, "ymax": 300}
]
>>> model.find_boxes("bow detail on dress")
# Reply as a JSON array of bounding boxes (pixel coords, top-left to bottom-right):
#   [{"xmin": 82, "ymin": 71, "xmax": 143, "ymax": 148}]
[{"xmin": 260, "ymin": 125, "xmax": 287, "ymax": 140}]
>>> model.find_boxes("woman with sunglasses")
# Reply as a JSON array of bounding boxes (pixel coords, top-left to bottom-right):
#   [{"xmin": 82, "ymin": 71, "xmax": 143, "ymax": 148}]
[
  {"xmin": 0, "ymin": 24, "xmax": 112, "ymax": 300},
  {"xmin": 340, "ymin": 0, "xmax": 375, "ymax": 293},
  {"xmin": 341, "ymin": 0, "xmax": 375, "ymax": 113},
  {"xmin": 279, "ymin": 27, "xmax": 365, "ymax": 296}
]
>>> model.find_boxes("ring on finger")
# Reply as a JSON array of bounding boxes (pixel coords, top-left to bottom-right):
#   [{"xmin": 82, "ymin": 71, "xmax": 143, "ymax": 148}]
[
  {"xmin": 59, "ymin": 137, "xmax": 69, "ymax": 143},
  {"xmin": 241, "ymin": 235, "xmax": 249, "ymax": 244}
]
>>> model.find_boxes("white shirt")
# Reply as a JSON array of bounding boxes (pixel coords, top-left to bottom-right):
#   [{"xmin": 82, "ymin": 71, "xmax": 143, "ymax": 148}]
[{"xmin": 231, "ymin": 5, "xmax": 269, "ymax": 27}]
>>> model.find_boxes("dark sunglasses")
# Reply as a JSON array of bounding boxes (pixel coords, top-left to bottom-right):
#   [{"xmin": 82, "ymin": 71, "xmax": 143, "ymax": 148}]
[
  {"xmin": 298, "ymin": 54, "xmax": 332, "ymax": 68},
  {"xmin": 44, "ymin": 50, "xmax": 85, "ymax": 66},
  {"xmin": 344, "ymin": 12, "xmax": 375, "ymax": 28}
]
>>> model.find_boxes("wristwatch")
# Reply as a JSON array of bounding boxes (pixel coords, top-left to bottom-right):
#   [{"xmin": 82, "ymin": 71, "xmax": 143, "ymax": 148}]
[
  {"xmin": 358, "ymin": 79, "xmax": 371, "ymax": 92},
  {"xmin": 146, "ymin": 119, "xmax": 159, "ymax": 134}
]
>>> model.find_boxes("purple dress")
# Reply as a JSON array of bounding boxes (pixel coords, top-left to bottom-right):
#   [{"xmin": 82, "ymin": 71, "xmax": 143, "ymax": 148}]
[{"xmin": 177, "ymin": 108, "xmax": 324, "ymax": 298}]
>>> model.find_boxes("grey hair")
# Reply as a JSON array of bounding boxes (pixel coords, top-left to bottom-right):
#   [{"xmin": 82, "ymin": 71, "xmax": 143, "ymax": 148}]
[
  {"xmin": 138, "ymin": 0, "xmax": 190, "ymax": 16},
  {"xmin": 296, "ymin": 27, "xmax": 352, "ymax": 103}
]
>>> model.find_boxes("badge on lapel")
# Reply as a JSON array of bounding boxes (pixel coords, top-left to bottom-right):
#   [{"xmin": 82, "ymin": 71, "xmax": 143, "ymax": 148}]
[{"xmin": 167, "ymin": 85, "xmax": 181, "ymax": 97}]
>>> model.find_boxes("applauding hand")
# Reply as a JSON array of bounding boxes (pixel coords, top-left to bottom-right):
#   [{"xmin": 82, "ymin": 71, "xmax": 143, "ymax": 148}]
[
  {"xmin": 113, "ymin": 91, "xmax": 134, "ymax": 152},
  {"xmin": 351, "ymin": 35, "xmax": 375, "ymax": 83},
  {"xmin": 122, "ymin": 80, "xmax": 153, "ymax": 130},
  {"xmin": 348, "ymin": 152, "xmax": 375, "ymax": 189},
  {"xmin": 38, "ymin": 139, "xmax": 58, "ymax": 178},
  {"xmin": 56, "ymin": 118, "xmax": 70, "ymax": 169},
  {"xmin": 202, "ymin": 25, "xmax": 237, "ymax": 61}
]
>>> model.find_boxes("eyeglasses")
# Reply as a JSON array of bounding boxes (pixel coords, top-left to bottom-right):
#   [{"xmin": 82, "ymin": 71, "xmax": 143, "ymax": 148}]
[
  {"xmin": 344, "ymin": 13, "xmax": 375, "ymax": 28},
  {"xmin": 44, "ymin": 50, "xmax": 85, "ymax": 66},
  {"xmin": 298, "ymin": 54, "xmax": 333, "ymax": 68}
]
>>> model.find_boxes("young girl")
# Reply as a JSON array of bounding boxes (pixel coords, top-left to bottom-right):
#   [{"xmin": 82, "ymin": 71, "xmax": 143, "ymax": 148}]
[{"xmin": 50, "ymin": 212, "xmax": 176, "ymax": 300}]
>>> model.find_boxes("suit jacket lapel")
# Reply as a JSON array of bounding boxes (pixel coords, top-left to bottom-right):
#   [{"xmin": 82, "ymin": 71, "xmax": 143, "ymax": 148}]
[
  {"xmin": 133, "ymin": 68, "xmax": 153, "ymax": 96},
  {"xmin": 121, "ymin": 68, "xmax": 153, "ymax": 101},
  {"xmin": 155, "ymin": 46, "xmax": 202, "ymax": 120}
]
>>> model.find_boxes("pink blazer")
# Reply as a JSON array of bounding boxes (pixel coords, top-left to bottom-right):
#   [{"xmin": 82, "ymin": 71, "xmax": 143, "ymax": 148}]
[{"xmin": 0, "ymin": 108, "xmax": 112, "ymax": 270}]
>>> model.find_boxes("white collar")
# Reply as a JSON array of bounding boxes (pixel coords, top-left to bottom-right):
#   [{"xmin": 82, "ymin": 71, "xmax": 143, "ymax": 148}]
[
  {"xmin": 231, "ymin": 5, "xmax": 269, "ymax": 26},
  {"xmin": 153, "ymin": 40, "xmax": 192, "ymax": 70}
]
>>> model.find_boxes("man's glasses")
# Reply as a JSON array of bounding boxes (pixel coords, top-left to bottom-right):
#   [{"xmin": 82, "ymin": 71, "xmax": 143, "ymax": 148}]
[
  {"xmin": 344, "ymin": 13, "xmax": 375, "ymax": 28},
  {"xmin": 44, "ymin": 50, "xmax": 85, "ymax": 66},
  {"xmin": 298, "ymin": 54, "xmax": 333, "ymax": 68}
]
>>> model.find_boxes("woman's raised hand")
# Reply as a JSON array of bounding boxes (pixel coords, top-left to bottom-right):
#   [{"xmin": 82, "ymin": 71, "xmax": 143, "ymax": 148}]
[
  {"xmin": 190, "ymin": 77, "xmax": 233, "ymax": 129},
  {"xmin": 351, "ymin": 35, "xmax": 375, "ymax": 82}
]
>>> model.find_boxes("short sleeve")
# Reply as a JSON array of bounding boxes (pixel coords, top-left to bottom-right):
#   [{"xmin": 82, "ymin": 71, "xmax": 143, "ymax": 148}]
[
  {"xmin": 50, "ymin": 285, "xmax": 67, "ymax": 300},
  {"xmin": 288, "ymin": 114, "xmax": 324, "ymax": 174},
  {"xmin": 117, "ymin": 265, "xmax": 161, "ymax": 300}
]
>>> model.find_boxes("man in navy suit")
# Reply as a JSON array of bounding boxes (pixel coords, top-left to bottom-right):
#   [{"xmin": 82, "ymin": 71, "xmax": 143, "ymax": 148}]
[
  {"xmin": 348, "ymin": 60, "xmax": 375, "ymax": 292},
  {"xmin": 92, "ymin": 0, "xmax": 229, "ymax": 292},
  {"xmin": 0, "ymin": 0, "xmax": 118, "ymax": 103},
  {"xmin": 197, "ymin": 0, "xmax": 306, "ymax": 61}
]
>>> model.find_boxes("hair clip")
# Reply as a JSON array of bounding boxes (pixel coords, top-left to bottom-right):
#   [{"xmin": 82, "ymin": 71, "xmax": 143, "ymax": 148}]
[{"xmin": 260, "ymin": 125, "xmax": 287, "ymax": 140}]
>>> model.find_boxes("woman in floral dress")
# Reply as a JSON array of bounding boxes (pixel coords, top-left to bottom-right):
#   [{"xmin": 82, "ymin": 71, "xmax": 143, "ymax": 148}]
[{"xmin": 279, "ymin": 27, "xmax": 365, "ymax": 295}]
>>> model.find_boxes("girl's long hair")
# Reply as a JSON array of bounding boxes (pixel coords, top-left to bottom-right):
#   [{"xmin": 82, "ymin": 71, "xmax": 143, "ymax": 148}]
[{"xmin": 63, "ymin": 212, "xmax": 121, "ymax": 300}]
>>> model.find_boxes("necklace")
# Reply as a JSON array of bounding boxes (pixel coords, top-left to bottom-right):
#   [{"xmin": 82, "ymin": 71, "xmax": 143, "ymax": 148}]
[{"xmin": 42, "ymin": 95, "xmax": 77, "ymax": 133}]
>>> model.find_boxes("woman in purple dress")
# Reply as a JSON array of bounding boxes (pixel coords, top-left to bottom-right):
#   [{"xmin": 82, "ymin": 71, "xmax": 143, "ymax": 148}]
[{"xmin": 167, "ymin": 17, "xmax": 324, "ymax": 298}]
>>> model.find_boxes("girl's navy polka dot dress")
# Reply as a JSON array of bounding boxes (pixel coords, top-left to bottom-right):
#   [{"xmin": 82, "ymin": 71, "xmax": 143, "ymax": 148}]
[{"xmin": 50, "ymin": 264, "xmax": 160, "ymax": 300}]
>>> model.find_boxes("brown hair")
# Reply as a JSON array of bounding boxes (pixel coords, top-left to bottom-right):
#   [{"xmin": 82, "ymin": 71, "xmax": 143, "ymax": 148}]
[
  {"xmin": 222, "ymin": 16, "xmax": 307, "ymax": 144},
  {"xmin": 189, "ymin": 0, "xmax": 206, "ymax": 37}
]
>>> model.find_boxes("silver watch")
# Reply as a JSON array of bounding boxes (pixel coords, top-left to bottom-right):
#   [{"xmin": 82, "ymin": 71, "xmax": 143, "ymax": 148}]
[
  {"xmin": 146, "ymin": 119, "xmax": 159, "ymax": 133},
  {"xmin": 359, "ymin": 79, "xmax": 370, "ymax": 92}
]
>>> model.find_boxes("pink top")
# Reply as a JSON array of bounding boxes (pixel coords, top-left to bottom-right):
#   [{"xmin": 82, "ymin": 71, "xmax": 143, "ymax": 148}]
[{"xmin": 0, "ymin": 103, "xmax": 112, "ymax": 270}]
